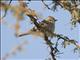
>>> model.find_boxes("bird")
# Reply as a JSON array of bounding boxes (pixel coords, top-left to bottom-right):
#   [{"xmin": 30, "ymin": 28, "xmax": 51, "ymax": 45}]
[
  {"xmin": 17, "ymin": 16, "xmax": 57, "ymax": 38},
  {"xmin": 39, "ymin": 16, "xmax": 57, "ymax": 38}
]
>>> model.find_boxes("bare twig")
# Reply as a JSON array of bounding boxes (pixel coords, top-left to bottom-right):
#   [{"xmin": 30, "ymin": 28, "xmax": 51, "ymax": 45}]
[
  {"xmin": 44, "ymin": 34, "xmax": 56, "ymax": 60},
  {"xmin": 2, "ymin": 41, "xmax": 27, "ymax": 60}
]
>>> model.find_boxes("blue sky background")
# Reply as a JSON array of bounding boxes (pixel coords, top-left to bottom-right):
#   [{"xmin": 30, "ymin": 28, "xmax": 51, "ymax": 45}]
[{"xmin": 1, "ymin": 1, "xmax": 80, "ymax": 60}]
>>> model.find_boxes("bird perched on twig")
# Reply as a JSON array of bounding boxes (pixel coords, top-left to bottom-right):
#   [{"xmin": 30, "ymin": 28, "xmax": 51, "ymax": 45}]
[{"xmin": 17, "ymin": 16, "xmax": 57, "ymax": 38}]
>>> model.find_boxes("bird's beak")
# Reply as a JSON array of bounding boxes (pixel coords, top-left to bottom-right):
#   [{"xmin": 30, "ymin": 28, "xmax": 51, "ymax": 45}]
[{"xmin": 54, "ymin": 19, "xmax": 57, "ymax": 21}]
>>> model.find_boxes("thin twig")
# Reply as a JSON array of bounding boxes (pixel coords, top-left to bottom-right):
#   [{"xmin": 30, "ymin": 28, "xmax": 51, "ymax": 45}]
[{"xmin": 44, "ymin": 34, "xmax": 56, "ymax": 60}]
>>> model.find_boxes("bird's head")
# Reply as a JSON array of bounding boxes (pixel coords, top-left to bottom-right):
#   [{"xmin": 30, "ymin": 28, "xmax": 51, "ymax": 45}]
[{"xmin": 45, "ymin": 16, "xmax": 57, "ymax": 23}]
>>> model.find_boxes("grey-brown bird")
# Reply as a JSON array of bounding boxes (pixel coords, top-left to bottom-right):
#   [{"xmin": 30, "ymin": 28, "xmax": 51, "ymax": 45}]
[{"xmin": 17, "ymin": 16, "xmax": 57, "ymax": 38}]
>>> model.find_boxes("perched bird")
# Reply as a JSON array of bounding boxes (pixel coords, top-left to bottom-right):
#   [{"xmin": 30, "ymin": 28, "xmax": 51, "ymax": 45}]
[
  {"xmin": 39, "ymin": 16, "xmax": 57, "ymax": 38},
  {"xmin": 17, "ymin": 16, "xmax": 57, "ymax": 38}
]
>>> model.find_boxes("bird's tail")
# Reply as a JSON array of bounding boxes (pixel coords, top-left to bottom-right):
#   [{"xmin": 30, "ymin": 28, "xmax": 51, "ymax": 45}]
[
  {"xmin": 18, "ymin": 33, "xmax": 29, "ymax": 37},
  {"xmin": 15, "ymin": 30, "xmax": 44, "ymax": 38},
  {"xmin": 15, "ymin": 30, "xmax": 32, "ymax": 37}
]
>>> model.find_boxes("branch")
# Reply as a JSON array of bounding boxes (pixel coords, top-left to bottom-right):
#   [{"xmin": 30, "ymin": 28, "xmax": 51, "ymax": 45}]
[
  {"xmin": 44, "ymin": 34, "xmax": 56, "ymax": 60},
  {"xmin": 2, "ymin": 41, "xmax": 27, "ymax": 60},
  {"xmin": 41, "ymin": 0, "xmax": 63, "ymax": 11},
  {"xmin": 41, "ymin": 0, "xmax": 51, "ymax": 10}
]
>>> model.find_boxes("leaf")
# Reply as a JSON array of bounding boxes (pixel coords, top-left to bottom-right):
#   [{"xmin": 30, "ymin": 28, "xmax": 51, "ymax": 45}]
[
  {"xmin": 78, "ymin": 9, "xmax": 80, "ymax": 16},
  {"xmin": 64, "ymin": 41, "xmax": 67, "ymax": 48},
  {"xmin": 62, "ymin": 40, "xmax": 68, "ymax": 48},
  {"xmin": 11, "ymin": 6, "xmax": 24, "ymax": 20},
  {"xmin": 0, "ymin": 0, "xmax": 12, "ymax": 19},
  {"xmin": 71, "ymin": 8, "xmax": 80, "ymax": 26}
]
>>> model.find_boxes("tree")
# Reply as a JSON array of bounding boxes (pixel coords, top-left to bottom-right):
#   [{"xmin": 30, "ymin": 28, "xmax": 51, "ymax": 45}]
[{"xmin": 0, "ymin": 0, "xmax": 80, "ymax": 60}]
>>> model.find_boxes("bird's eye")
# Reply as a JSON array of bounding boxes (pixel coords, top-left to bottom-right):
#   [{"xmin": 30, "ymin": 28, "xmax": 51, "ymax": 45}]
[{"xmin": 49, "ymin": 20, "xmax": 53, "ymax": 22}]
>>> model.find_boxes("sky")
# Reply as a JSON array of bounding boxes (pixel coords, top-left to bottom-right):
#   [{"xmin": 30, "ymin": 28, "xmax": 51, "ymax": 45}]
[{"xmin": 1, "ymin": 1, "xmax": 80, "ymax": 60}]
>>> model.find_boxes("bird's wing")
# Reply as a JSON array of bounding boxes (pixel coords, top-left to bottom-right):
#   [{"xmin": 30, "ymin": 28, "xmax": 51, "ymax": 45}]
[
  {"xmin": 38, "ymin": 20, "xmax": 49, "ymax": 28},
  {"xmin": 41, "ymin": 20, "xmax": 49, "ymax": 24}
]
